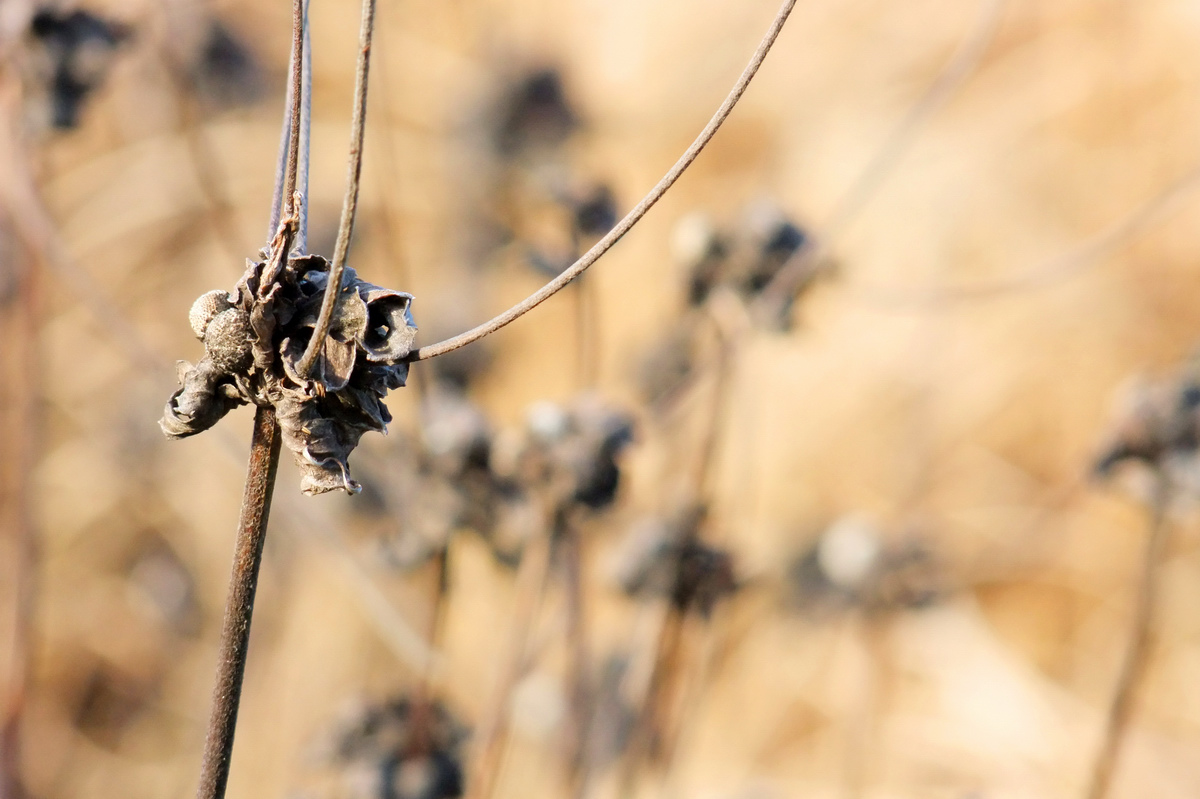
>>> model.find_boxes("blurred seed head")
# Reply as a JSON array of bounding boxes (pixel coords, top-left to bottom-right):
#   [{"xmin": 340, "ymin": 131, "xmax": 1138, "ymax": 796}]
[
  {"xmin": 570, "ymin": 183, "xmax": 617, "ymax": 239},
  {"xmin": 615, "ymin": 505, "xmax": 738, "ymax": 617},
  {"xmin": 27, "ymin": 7, "xmax": 130, "ymax": 130},
  {"xmin": 491, "ymin": 68, "xmax": 578, "ymax": 159},
  {"xmin": 187, "ymin": 20, "xmax": 264, "ymax": 109},
  {"xmin": 788, "ymin": 516, "xmax": 944, "ymax": 616},
  {"xmin": 325, "ymin": 696, "xmax": 467, "ymax": 799},
  {"xmin": 1093, "ymin": 357, "xmax": 1200, "ymax": 491}
]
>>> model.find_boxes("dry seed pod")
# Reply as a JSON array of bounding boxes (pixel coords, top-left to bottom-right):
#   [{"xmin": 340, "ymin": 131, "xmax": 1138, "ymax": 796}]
[
  {"xmin": 325, "ymin": 696, "xmax": 467, "ymax": 799},
  {"xmin": 787, "ymin": 516, "xmax": 943, "ymax": 615},
  {"xmin": 27, "ymin": 9, "xmax": 129, "ymax": 130},
  {"xmin": 161, "ymin": 254, "xmax": 417, "ymax": 495},
  {"xmin": 1094, "ymin": 357, "xmax": 1200, "ymax": 482},
  {"xmin": 615, "ymin": 505, "xmax": 738, "ymax": 617}
]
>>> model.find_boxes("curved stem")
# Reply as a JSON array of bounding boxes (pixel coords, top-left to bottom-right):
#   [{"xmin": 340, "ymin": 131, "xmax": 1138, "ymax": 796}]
[
  {"xmin": 296, "ymin": 0, "xmax": 376, "ymax": 379},
  {"xmin": 409, "ymin": 0, "xmax": 798, "ymax": 362}
]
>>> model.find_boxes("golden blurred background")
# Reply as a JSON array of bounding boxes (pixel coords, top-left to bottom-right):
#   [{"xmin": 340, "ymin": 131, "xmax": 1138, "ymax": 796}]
[{"xmin": 5, "ymin": 0, "xmax": 1200, "ymax": 797}]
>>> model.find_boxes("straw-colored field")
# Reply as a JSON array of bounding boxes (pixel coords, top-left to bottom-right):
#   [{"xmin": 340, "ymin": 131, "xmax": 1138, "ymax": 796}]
[{"xmin": 5, "ymin": 0, "xmax": 1200, "ymax": 797}]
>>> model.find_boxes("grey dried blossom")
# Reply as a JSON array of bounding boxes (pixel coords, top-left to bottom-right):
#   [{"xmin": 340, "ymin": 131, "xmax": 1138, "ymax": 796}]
[
  {"xmin": 326, "ymin": 696, "xmax": 467, "ymax": 799},
  {"xmin": 786, "ymin": 516, "xmax": 943, "ymax": 615},
  {"xmin": 669, "ymin": 203, "xmax": 819, "ymax": 330},
  {"xmin": 614, "ymin": 505, "xmax": 738, "ymax": 617},
  {"xmin": 1094, "ymin": 357, "xmax": 1200, "ymax": 485},
  {"xmin": 161, "ymin": 253, "xmax": 417, "ymax": 495},
  {"xmin": 27, "ymin": 9, "xmax": 130, "ymax": 130},
  {"xmin": 491, "ymin": 68, "xmax": 577, "ymax": 159},
  {"xmin": 506, "ymin": 397, "xmax": 635, "ymax": 513}
]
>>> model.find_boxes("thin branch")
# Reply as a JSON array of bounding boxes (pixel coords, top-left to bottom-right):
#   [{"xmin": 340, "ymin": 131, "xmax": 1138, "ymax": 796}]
[
  {"xmin": 296, "ymin": 0, "xmax": 377, "ymax": 378},
  {"xmin": 194, "ymin": 407, "xmax": 283, "ymax": 799},
  {"xmin": 296, "ymin": 1, "xmax": 313, "ymax": 252},
  {"xmin": 281, "ymin": 0, "xmax": 304, "ymax": 222},
  {"xmin": 848, "ymin": 161, "xmax": 1200, "ymax": 310},
  {"xmin": 409, "ymin": 0, "xmax": 798, "ymax": 362},
  {"xmin": 0, "ymin": 210, "xmax": 39, "ymax": 799},
  {"xmin": 1083, "ymin": 473, "xmax": 1171, "ymax": 799}
]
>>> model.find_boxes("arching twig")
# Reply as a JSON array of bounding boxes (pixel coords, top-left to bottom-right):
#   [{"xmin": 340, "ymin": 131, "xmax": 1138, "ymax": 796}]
[
  {"xmin": 409, "ymin": 0, "xmax": 799, "ymax": 362},
  {"xmin": 848, "ymin": 161, "xmax": 1200, "ymax": 310},
  {"xmin": 296, "ymin": 0, "xmax": 376, "ymax": 378}
]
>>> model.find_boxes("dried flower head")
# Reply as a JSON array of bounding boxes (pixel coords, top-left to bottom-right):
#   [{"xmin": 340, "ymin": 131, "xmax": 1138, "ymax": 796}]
[
  {"xmin": 669, "ymin": 202, "xmax": 819, "ymax": 330},
  {"xmin": 27, "ymin": 9, "xmax": 129, "ymax": 129},
  {"xmin": 507, "ymin": 396, "xmax": 635, "ymax": 513},
  {"xmin": 188, "ymin": 20, "xmax": 264, "ymax": 109},
  {"xmin": 491, "ymin": 68, "xmax": 577, "ymax": 158},
  {"xmin": 326, "ymin": 696, "xmax": 467, "ymax": 799},
  {"xmin": 161, "ymin": 253, "xmax": 417, "ymax": 495},
  {"xmin": 1094, "ymin": 358, "xmax": 1200, "ymax": 487},
  {"xmin": 615, "ymin": 505, "xmax": 738, "ymax": 617},
  {"xmin": 787, "ymin": 516, "xmax": 943, "ymax": 615}
]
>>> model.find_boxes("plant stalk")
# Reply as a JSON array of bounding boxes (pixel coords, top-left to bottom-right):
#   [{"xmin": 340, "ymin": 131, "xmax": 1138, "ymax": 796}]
[
  {"xmin": 1083, "ymin": 473, "xmax": 1170, "ymax": 799},
  {"xmin": 195, "ymin": 406, "xmax": 283, "ymax": 799}
]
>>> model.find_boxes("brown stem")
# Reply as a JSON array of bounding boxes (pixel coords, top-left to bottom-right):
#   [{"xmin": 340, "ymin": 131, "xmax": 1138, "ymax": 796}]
[
  {"xmin": 618, "ymin": 605, "xmax": 686, "ymax": 798},
  {"xmin": 195, "ymin": 407, "xmax": 283, "ymax": 799},
  {"xmin": 297, "ymin": 0, "xmax": 376, "ymax": 378},
  {"xmin": 560, "ymin": 516, "xmax": 591, "ymax": 786},
  {"xmin": 1083, "ymin": 474, "xmax": 1171, "ymax": 799},
  {"xmin": 467, "ymin": 522, "xmax": 553, "ymax": 799},
  {"xmin": 409, "ymin": 0, "xmax": 797, "ymax": 362},
  {"xmin": 0, "ymin": 216, "xmax": 39, "ymax": 799}
]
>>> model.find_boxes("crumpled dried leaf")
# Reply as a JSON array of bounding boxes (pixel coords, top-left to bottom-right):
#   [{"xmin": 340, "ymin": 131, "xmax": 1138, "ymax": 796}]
[{"xmin": 161, "ymin": 252, "xmax": 417, "ymax": 495}]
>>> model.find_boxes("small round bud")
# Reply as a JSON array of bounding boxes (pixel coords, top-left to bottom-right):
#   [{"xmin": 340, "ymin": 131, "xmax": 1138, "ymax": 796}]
[
  {"xmin": 189, "ymin": 290, "xmax": 233, "ymax": 339},
  {"xmin": 203, "ymin": 307, "xmax": 252, "ymax": 373}
]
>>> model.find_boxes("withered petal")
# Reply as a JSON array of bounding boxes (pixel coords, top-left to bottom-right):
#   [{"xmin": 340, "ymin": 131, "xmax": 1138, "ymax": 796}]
[
  {"xmin": 358, "ymin": 289, "xmax": 417, "ymax": 363},
  {"xmin": 160, "ymin": 358, "xmax": 246, "ymax": 439}
]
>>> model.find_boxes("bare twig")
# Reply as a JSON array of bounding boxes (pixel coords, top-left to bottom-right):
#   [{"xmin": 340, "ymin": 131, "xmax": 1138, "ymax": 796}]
[
  {"xmin": 1083, "ymin": 473, "xmax": 1171, "ymax": 799},
  {"xmin": 849, "ymin": 161, "xmax": 1200, "ymax": 310},
  {"xmin": 194, "ymin": 408, "xmax": 284, "ymax": 799},
  {"xmin": 296, "ymin": 0, "xmax": 377, "ymax": 378},
  {"xmin": 409, "ymin": 0, "xmax": 797, "ymax": 362}
]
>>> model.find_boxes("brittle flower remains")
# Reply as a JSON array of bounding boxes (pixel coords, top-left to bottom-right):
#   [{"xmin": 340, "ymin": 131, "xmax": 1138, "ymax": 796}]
[{"xmin": 161, "ymin": 247, "xmax": 417, "ymax": 495}]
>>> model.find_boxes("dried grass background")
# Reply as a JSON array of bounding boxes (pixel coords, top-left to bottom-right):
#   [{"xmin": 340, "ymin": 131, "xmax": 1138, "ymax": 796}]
[{"xmin": 6, "ymin": 0, "xmax": 1200, "ymax": 797}]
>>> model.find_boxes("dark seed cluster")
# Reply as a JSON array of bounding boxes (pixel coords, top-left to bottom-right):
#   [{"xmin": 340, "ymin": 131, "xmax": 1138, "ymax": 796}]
[
  {"xmin": 379, "ymin": 392, "xmax": 636, "ymax": 570},
  {"xmin": 786, "ymin": 516, "xmax": 944, "ymax": 616},
  {"xmin": 615, "ymin": 504, "xmax": 739, "ymax": 618},
  {"xmin": 26, "ymin": 8, "xmax": 129, "ymax": 130},
  {"xmin": 1093, "ymin": 355, "xmax": 1200, "ymax": 482},
  {"xmin": 326, "ymin": 696, "xmax": 467, "ymax": 799},
  {"xmin": 161, "ymin": 253, "xmax": 417, "ymax": 495}
]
